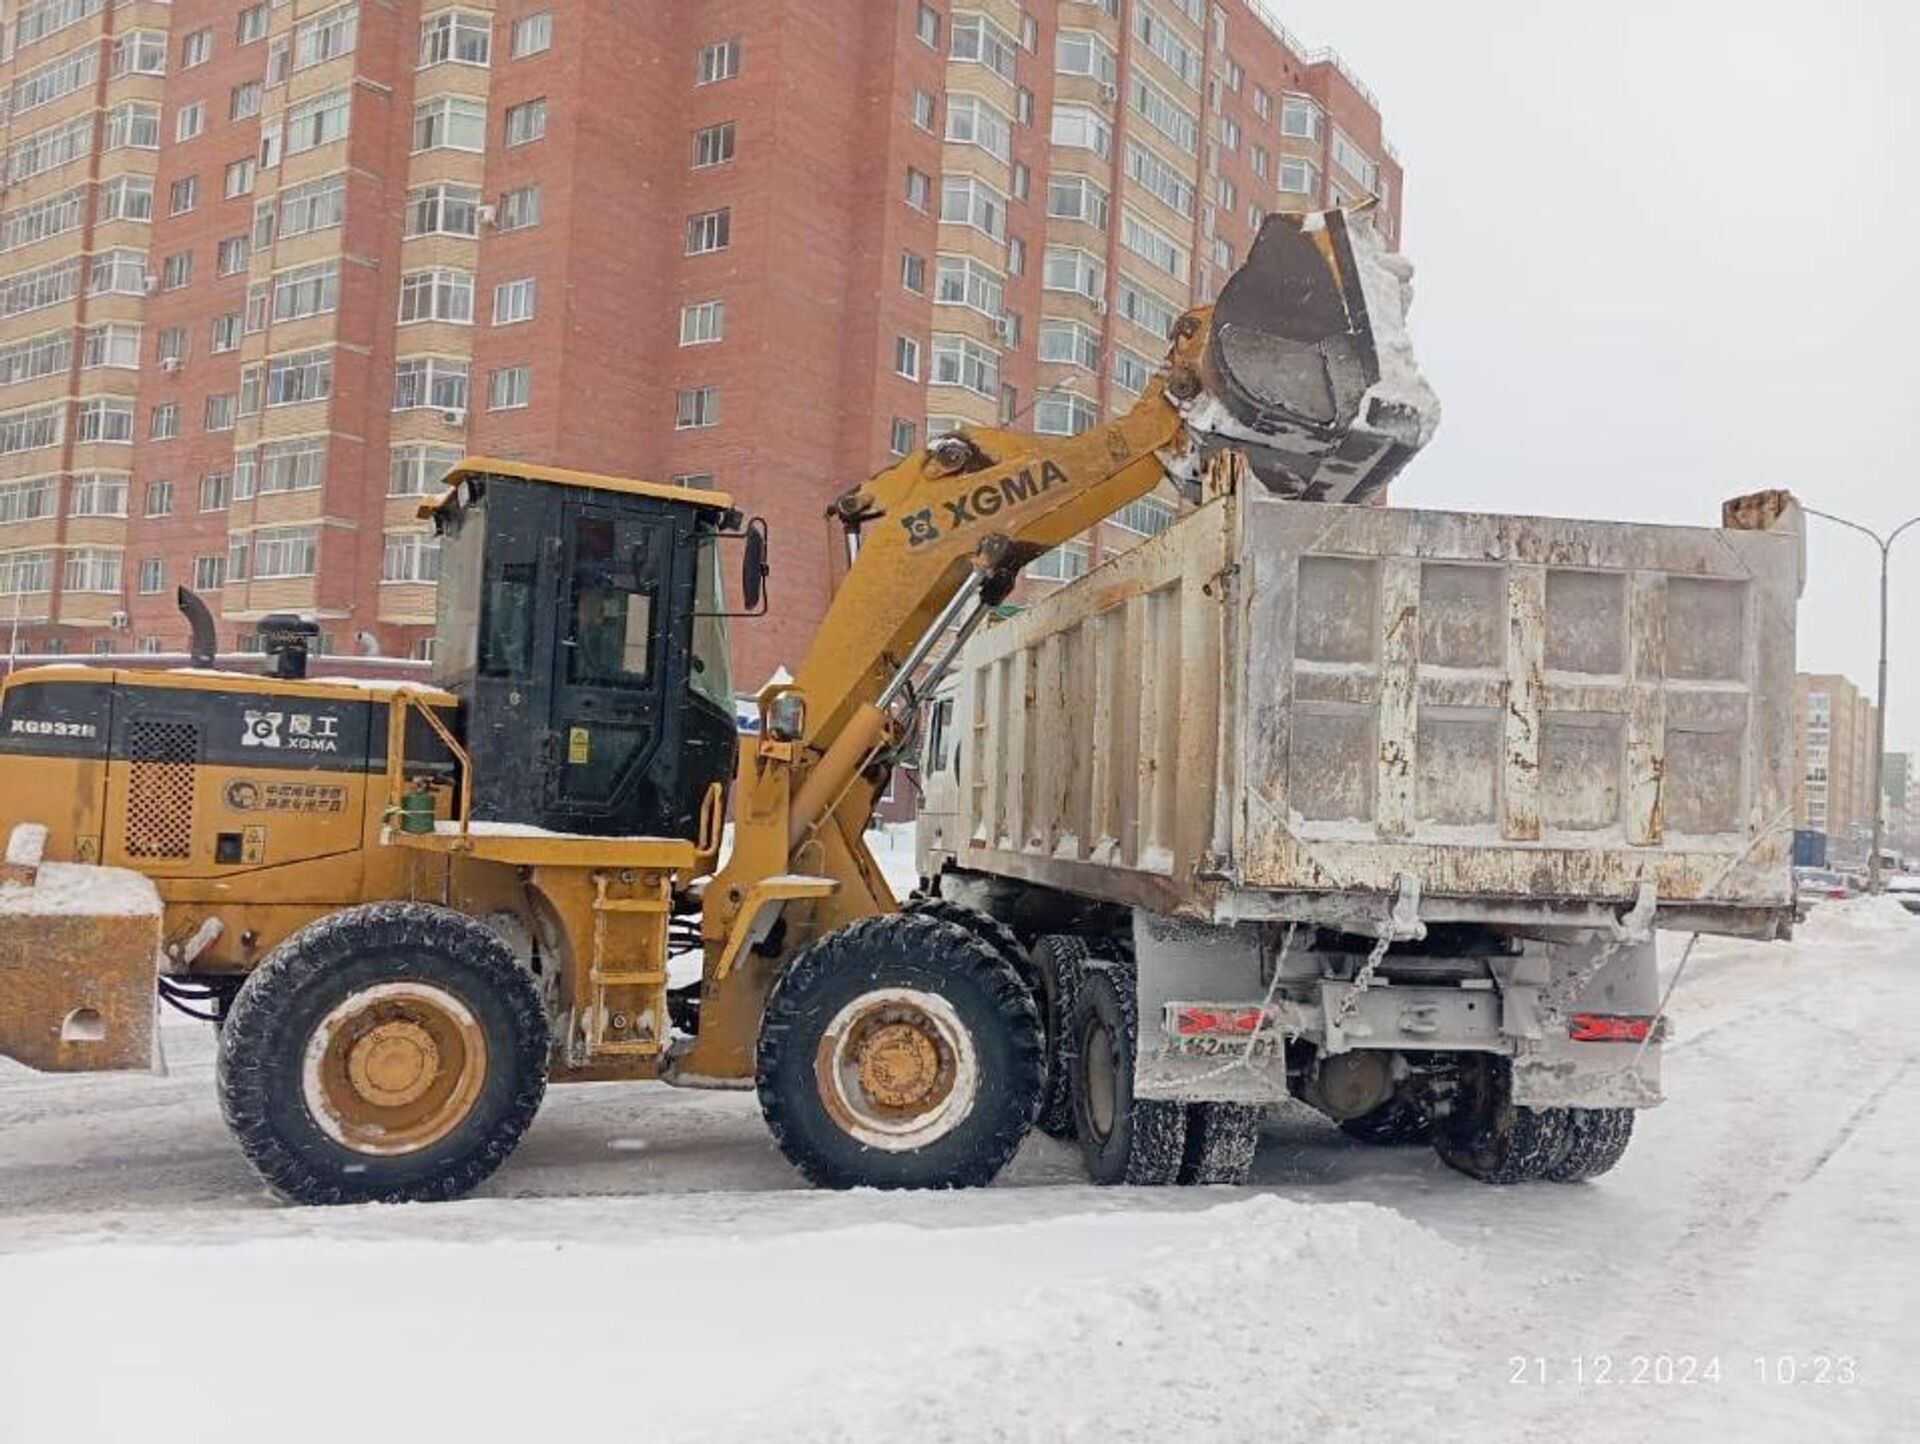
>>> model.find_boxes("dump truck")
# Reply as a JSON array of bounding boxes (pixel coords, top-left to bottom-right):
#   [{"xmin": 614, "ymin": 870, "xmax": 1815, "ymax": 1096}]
[
  {"xmin": 0, "ymin": 210, "xmax": 1433, "ymax": 1202},
  {"xmin": 917, "ymin": 481, "xmax": 1804, "ymax": 1185}
]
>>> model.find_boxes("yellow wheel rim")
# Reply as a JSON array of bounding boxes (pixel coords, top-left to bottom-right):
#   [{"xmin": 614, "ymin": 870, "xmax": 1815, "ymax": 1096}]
[{"xmin": 302, "ymin": 983, "xmax": 488, "ymax": 1156}]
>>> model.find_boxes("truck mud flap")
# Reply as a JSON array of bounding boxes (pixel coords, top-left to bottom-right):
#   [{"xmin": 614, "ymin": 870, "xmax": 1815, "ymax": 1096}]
[{"xmin": 0, "ymin": 829, "xmax": 163, "ymax": 1074}]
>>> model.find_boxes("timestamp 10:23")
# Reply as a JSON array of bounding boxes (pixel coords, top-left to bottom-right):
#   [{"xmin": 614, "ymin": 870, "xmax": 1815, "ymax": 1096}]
[{"xmin": 1508, "ymin": 1355, "xmax": 1859, "ymax": 1386}]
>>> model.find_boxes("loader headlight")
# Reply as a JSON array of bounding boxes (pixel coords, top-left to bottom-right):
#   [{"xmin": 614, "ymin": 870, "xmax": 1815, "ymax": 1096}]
[{"xmin": 766, "ymin": 692, "xmax": 806, "ymax": 743}]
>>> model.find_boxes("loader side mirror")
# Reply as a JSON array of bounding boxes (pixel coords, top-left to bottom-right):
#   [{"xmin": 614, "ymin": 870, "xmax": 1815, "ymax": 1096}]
[{"xmin": 741, "ymin": 518, "xmax": 769, "ymax": 614}]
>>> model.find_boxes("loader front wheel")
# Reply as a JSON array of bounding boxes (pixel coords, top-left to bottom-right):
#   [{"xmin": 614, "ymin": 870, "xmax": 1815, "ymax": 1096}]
[
  {"xmin": 218, "ymin": 903, "xmax": 549, "ymax": 1205},
  {"xmin": 756, "ymin": 913, "xmax": 1042, "ymax": 1189}
]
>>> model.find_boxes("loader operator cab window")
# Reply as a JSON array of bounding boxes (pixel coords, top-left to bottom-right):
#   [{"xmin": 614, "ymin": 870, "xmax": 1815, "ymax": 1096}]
[{"xmin": 565, "ymin": 515, "xmax": 657, "ymax": 687}]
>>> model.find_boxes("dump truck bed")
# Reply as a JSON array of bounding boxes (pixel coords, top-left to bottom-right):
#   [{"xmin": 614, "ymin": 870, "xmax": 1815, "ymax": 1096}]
[{"xmin": 923, "ymin": 484, "xmax": 1802, "ymax": 938}]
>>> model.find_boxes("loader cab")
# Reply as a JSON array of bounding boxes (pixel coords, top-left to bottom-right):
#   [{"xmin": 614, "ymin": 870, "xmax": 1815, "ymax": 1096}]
[{"xmin": 428, "ymin": 460, "xmax": 756, "ymax": 841}]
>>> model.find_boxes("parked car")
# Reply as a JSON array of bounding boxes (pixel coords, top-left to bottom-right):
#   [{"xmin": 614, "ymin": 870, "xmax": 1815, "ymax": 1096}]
[
  {"xmin": 1883, "ymin": 875, "xmax": 1920, "ymax": 916},
  {"xmin": 1794, "ymin": 867, "xmax": 1855, "ymax": 903}
]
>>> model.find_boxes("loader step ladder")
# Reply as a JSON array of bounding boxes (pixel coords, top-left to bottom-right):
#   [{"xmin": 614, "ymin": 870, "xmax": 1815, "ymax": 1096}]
[{"xmin": 586, "ymin": 871, "xmax": 673, "ymax": 1062}]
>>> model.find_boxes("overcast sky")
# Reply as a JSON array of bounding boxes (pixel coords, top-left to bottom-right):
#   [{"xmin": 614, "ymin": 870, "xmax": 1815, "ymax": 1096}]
[{"xmin": 1269, "ymin": 0, "xmax": 1920, "ymax": 750}]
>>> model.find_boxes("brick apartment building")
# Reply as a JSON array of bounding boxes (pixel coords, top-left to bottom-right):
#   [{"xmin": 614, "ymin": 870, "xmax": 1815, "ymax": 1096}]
[
  {"xmin": 1794, "ymin": 672, "xmax": 1880, "ymax": 851},
  {"xmin": 0, "ymin": 0, "xmax": 1401, "ymax": 693}
]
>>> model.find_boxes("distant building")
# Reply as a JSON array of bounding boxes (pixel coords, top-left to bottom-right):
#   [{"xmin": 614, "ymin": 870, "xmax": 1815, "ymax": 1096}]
[{"xmin": 1795, "ymin": 674, "xmax": 1879, "ymax": 857}]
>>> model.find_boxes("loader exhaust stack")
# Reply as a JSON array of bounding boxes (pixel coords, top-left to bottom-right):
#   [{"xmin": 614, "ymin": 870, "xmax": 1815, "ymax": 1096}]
[{"xmin": 1189, "ymin": 208, "xmax": 1440, "ymax": 505}]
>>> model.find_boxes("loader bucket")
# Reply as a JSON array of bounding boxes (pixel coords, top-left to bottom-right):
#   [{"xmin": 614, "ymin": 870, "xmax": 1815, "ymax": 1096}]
[
  {"xmin": 1191, "ymin": 208, "xmax": 1440, "ymax": 504},
  {"xmin": 0, "ymin": 826, "xmax": 162, "ymax": 1073}
]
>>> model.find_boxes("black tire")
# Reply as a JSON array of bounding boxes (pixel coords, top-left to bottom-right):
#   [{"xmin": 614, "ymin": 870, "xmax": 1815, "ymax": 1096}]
[
  {"xmin": 1431, "ymin": 1058, "xmax": 1568, "ymax": 1186},
  {"xmin": 1029, "ymin": 934, "xmax": 1088, "ymax": 1139},
  {"xmin": 1070, "ymin": 959, "xmax": 1187, "ymax": 1185},
  {"xmin": 217, "ymin": 902, "xmax": 550, "ymax": 1206},
  {"xmin": 1542, "ymin": 1107, "xmax": 1635, "ymax": 1183},
  {"xmin": 1339, "ymin": 1095, "xmax": 1434, "ymax": 1147},
  {"xmin": 1180, "ymin": 1102, "xmax": 1261, "ymax": 1185},
  {"xmin": 756, "ymin": 912, "xmax": 1042, "ymax": 1189}
]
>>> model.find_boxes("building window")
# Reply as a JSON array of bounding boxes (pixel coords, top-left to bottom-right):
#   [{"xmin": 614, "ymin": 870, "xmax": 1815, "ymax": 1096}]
[
  {"xmin": 1120, "ymin": 209, "xmax": 1188, "ymax": 282},
  {"xmin": 252, "ymin": 526, "xmax": 319, "ymax": 580},
  {"xmin": 1024, "ymin": 541, "xmax": 1090, "ymax": 584},
  {"xmin": 1008, "ymin": 236, "xmax": 1025, "ymax": 275},
  {"xmin": 0, "ymin": 550, "xmax": 54, "ymax": 596},
  {"xmin": 237, "ymin": 5, "xmax": 268, "ymax": 44},
  {"xmin": 199, "ymin": 472, "xmax": 230, "ymax": 511},
  {"xmin": 137, "ymin": 557, "xmax": 165, "ymax": 595},
  {"xmin": 911, "ymin": 89, "xmax": 936, "ymax": 131},
  {"xmin": 216, "ymin": 236, "xmax": 249, "ymax": 276},
  {"xmin": 393, "ymin": 357, "xmax": 470, "ymax": 412},
  {"xmin": 894, "ymin": 335, "xmax": 921, "ymax": 380},
  {"xmin": 224, "ymin": 158, "xmax": 256, "ymax": 198},
  {"xmin": 0, "ymin": 477, "xmax": 57, "ymax": 525},
  {"xmin": 946, "ymin": 95, "xmax": 1012, "ymax": 163},
  {"xmin": 499, "ymin": 184, "xmax": 542, "ymax": 230},
  {"xmin": 487, "ymin": 365, "xmax": 530, "ymax": 410},
  {"xmin": 204, "ymin": 393, "xmax": 237, "ymax": 431},
  {"xmin": 1112, "ymin": 345, "xmax": 1153, "ymax": 395},
  {"xmin": 63, "ymin": 548, "xmax": 123, "ymax": 594},
  {"xmin": 1055, "ymin": 30, "xmax": 1118, "ymax": 86},
  {"xmin": 295, "ymin": 3, "xmax": 358, "ymax": 69},
  {"xmin": 1281, "ymin": 95, "xmax": 1324, "ymax": 141},
  {"xmin": 69, "ymin": 473, "xmax": 128, "ymax": 517},
  {"xmin": 512, "ymin": 12, "xmax": 553, "ymax": 58},
  {"xmin": 1047, "ymin": 175, "xmax": 1110, "ymax": 230},
  {"xmin": 266, "ymin": 349, "xmax": 333, "ymax": 406},
  {"xmin": 1035, "ymin": 391, "xmax": 1097, "ymax": 436},
  {"xmin": 419, "ymin": 9, "xmax": 490, "ymax": 68},
  {"xmin": 1042, "ymin": 245, "xmax": 1104, "ymax": 300},
  {"xmin": 692, "ymin": 121, "xmax": 736, "ymax": 169},
  {"xmin": 1110, "ymin": 496, "xmax": 1176, "ymax": 536},
  {"xmin": 951, "ymin": 13, "xmax": 1017, "ymax": 81},
  {"xmin": 493, "ymin": 278, "xmax": 536, "ymax": 325},
  {"xmin": 930, "ymin": 334, "xmax": 1000, "ymax": 398},
  {"xmin": 260, "ymin": 438, "xmax": 326, "ymax": 493},
  {"xmin": 389, "ymin": 445, "xmax": 462, "ymax": 497},
  {"xmin": 382, "ymin": 531, "xmax": 441, "ymax": 584},
  {"xmin": 685, "ymin": 208, "xmax": 731, "ymax": 255},
  {"xmin": 405, "ymin": 182, "xmax": 479, "ymax": 238},
  {"xmin": 915, "ymin": 5, "xmax": 940, "ymax": 49},
  {"xmin": 398, "ymin": 268, "xmax": 475, "ymax": 325},
  {"xmin": 228, "ymin": 81, "xmax": 263, "ymax": 127},
  {"xmin": 157, "ymin": 327, "xmax": 187, "ymax": 365},
  {"xmin": 1331, "ymin": 128, "xmax": 1379, "ymax": 193},
  {"xmin": 1039, "ymin": 318, "xmax": 1100, "ymax": 370},
  {"xmin": 679, "ymin": 299, "xmax": 724, "ymax": 345},
  {"xmin": 889, "ymin": 418, "xmax": 916, "ymax": 457},
  {"xmin": 905, "ymin": 168, "xmax": 932, "ymax": 211},
  {"xmin": 939, "ymin": 175, "xmax": 1008, "ymax": 240},
  {"xmin": 504, "ymin": 97, "xmax": 547, "ymax": 146},
  {"xmin": 110, "ymin": 31, "xmax": 165, "ymax": 79},
  {"xmin": 149, "ymin": 404, "xmax": 180, "ymax": 441},
  {"xmin": 169, "ymin": 177, "xmax": 198, "ymax": 217},
  {"xmin": 412, "ymin": 95, "xmax": 485, "ymax": 153},
  {"xmin": 1129, "ymin": 73, "xmax": 1198, "ymax": 155},
  {"xmin": 105, "ymin": 102, "xmax": 161, "ymax": 151},
  {"xmin": 675, "ymin": 386, "xmax": 719, "ymax": 430},
  {"xmin": 175, "ymin": 101, "xmax": 205, "ymax": 143},
  {"xmin": 935, "ymin": 255, "xmax": 1005, "ymax": 316},
  {"xmin": 192, "ymin": 554, "xmax": 226, "ymax": 590},
  {"xmin": 901, "ymin": 252, "xmax": 927, "ymax": 294},
  {"xmin": 696, "ymin": 36, "xmax": 741, "ymax": 84},
  {"xmin": 1049, "ymin": 104, "xmax": 1111, "ymax": 158},
  {"xmin": 98, "ymin": 177, "xmax": 154, "ymax": 223},
  {"xmin": 1218, "ymin": 115, "xmax": 1240, "ymax": 152},
  {"xmin": 144, "ymin": 479, "xmax": 174, "ymax": 516},
  {"xmin": 287, "ymin": 89, "xmax": 352, "ymax": 153},
  {"xmin": 280, "ymin": 175, "xmax": 347, "ymax": 238},
  {"xmin": 1278, "ymin": 157, "xmax": 1320, "ymax": 196},
  {"xmin": 0, "ymin": 403, "xmax": 66, "ymax": 454}
]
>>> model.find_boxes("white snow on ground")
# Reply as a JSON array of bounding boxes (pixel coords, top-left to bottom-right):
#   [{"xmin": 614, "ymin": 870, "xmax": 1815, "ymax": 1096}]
[{"xmin": 1, "ymin": 896, "xmax": 1915, "ymax": 1442}]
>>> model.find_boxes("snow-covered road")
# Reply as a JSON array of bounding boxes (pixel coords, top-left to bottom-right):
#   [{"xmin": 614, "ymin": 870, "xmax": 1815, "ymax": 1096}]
[{"xmin": 2, "ymin": 898, "xmax": 1914, "ymax": 1443}]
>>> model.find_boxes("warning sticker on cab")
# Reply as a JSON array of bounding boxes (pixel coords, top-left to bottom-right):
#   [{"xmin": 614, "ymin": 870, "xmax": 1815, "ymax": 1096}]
[{"xmin": 568, "ymin": 727, "xmax": 590, "ymax": 765}]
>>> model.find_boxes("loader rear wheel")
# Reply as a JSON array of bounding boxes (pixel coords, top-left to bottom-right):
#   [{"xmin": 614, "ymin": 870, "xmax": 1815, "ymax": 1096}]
[
  {"xmin": 1070, "ymin": 960, "xmax": 1187, "ymax": 1185},
  {"xmin": 756, "ymin": 913, "xmax": 1041, "ymax": 1189},
  {"xmin": 1542, "ymin": 1107, "xmax": 1635, "ymax": 1183},
  {"xmin": 1179, "ymin": 1102, "xmax": 1262, "ymax": 1185},
  {"xmin": 1431, "ymin": 1058, "xmax": 1568, "ymax": 1186},
  {"xmin": 217, "ymin": 903, "xmax": 549, "ymax": 1206},
  {"xmin": 1029, "ymin": 934, "xmax": 1089, "ymax": 1139}
]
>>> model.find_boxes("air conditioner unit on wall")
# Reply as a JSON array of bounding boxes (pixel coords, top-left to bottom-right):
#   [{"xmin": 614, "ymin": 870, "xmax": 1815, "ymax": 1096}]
[
  {"xmin": 440, "ymin": 407, "xmax": 467, "ymax": 428},
  {"xmin": 160, "ymin": 356, "xmax": 180, "ymax": 374},
  {"xmin": 109, "ymin": 611, "xmax": 130, "ymax": 630},
  {"xmin": 477, "ymin": 202, "xmax": 497, "ymax": 227},
  {"xmin": 1099, "ymin": 82, "xmax": 1118, "ymax": 104}
]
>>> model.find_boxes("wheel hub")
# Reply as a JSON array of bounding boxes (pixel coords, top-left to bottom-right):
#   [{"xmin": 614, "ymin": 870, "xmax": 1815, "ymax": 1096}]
[
  {"xmin": 303, "ymin": 983, "xmax": 489, "ymax": 1157},
  {"xmin": 814, "ymin": 988, "xmax": 979, "ymax": 1152}
]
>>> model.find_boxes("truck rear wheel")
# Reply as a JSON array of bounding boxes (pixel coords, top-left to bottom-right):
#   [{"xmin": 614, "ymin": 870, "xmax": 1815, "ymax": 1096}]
[
  {"xmin": 1179, "ymin": 1103, "xmax": 1261, "ymax": 1185},
  {"xmin": 1543, "ymin": 1107, "xmax": 1635, "ymax": 1182},
  {"xmin": 1431, "ymin": 1058, "xmax": 1568, "ymax": 1185},
  {"xmin": 1070, "ymin": 960, "xmax": 1187, "ymax": 1185},
  {"xmin": 217, "ymin": 903, "xmax": 550, "ymax": 1205},
  {"xmin": 1029, "ymin": 934, "xmax": 1088, "ymax": 1139},
  {"xmin": 756, "ymin": 913, "xmax": 1041, "ymax": 1189}
]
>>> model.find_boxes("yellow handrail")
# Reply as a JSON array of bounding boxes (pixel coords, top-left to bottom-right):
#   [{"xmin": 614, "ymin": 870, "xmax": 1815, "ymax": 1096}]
[{"xmin": 384, "ymin": 690, "xmax": 475, "ymax": 837}]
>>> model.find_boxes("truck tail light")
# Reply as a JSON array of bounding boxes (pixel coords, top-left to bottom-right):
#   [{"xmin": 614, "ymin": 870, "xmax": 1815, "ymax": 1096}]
[
  {"xmin": 1568, "ymin": 1012, "xmax": 1654, "ymax": 1043},
  {"xmin": 1171, "ymin": 1004, "xmax": 1266, "ymax": 1037}
]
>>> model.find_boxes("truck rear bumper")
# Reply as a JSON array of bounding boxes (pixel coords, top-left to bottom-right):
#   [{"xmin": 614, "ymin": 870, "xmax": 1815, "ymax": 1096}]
[{"xmin": 0, "ymin": 828, "xmax": 163, "ymax": 1074}]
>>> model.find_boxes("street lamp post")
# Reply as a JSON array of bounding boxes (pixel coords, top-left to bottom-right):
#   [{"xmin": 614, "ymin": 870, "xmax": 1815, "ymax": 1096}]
[{"xmin": 1804, "ymin": 507, "xmax": 1920, "ymax": 893}]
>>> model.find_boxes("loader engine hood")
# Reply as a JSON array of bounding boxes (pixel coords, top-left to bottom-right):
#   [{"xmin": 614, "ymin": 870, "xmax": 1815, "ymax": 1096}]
[{"xmin": 1188, "ymin": 208, "xmax": 1440, "ymax": 504}]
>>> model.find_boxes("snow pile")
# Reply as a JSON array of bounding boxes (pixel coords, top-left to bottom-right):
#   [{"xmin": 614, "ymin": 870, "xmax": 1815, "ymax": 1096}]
[
  {"xmin": 1794, "ymin": 893, "xmax": 1917, "ymax": 944},
  {"xmin": 712, "ymin": 1196, "xmax": 1492, "ymax": 1444},
  {"xmin": 0, "ymin": 860, "xmax": 159, "ymax": 917},
  {"xmin": 1345, "ymin": 216, "xmax": 1442, "ymax": 449}
]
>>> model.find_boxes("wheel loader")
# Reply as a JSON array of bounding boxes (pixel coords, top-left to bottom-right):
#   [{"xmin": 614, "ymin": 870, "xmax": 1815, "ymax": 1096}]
[{"xmin": 0, "ymin": 211, "xmax": 1436, "ymax": 1203}]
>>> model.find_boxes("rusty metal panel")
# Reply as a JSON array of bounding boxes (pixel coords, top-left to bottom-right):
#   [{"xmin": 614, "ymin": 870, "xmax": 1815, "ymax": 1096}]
[{"xmin": 1235, "ymin": 494, "xmax": 1800, "ymax": 917}]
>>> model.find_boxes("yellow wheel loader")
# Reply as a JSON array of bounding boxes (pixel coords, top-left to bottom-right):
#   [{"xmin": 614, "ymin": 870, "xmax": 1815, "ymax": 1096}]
[{"xmin": 0, "ymin": 212, "xmax": 1435, "ymax": 1202}]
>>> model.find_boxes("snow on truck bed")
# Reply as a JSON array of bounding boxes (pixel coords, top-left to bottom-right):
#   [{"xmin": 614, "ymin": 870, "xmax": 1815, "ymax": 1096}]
[{"xmin": 0, "ymin": 897, "xmax": 1913, "ymax": 1442}]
